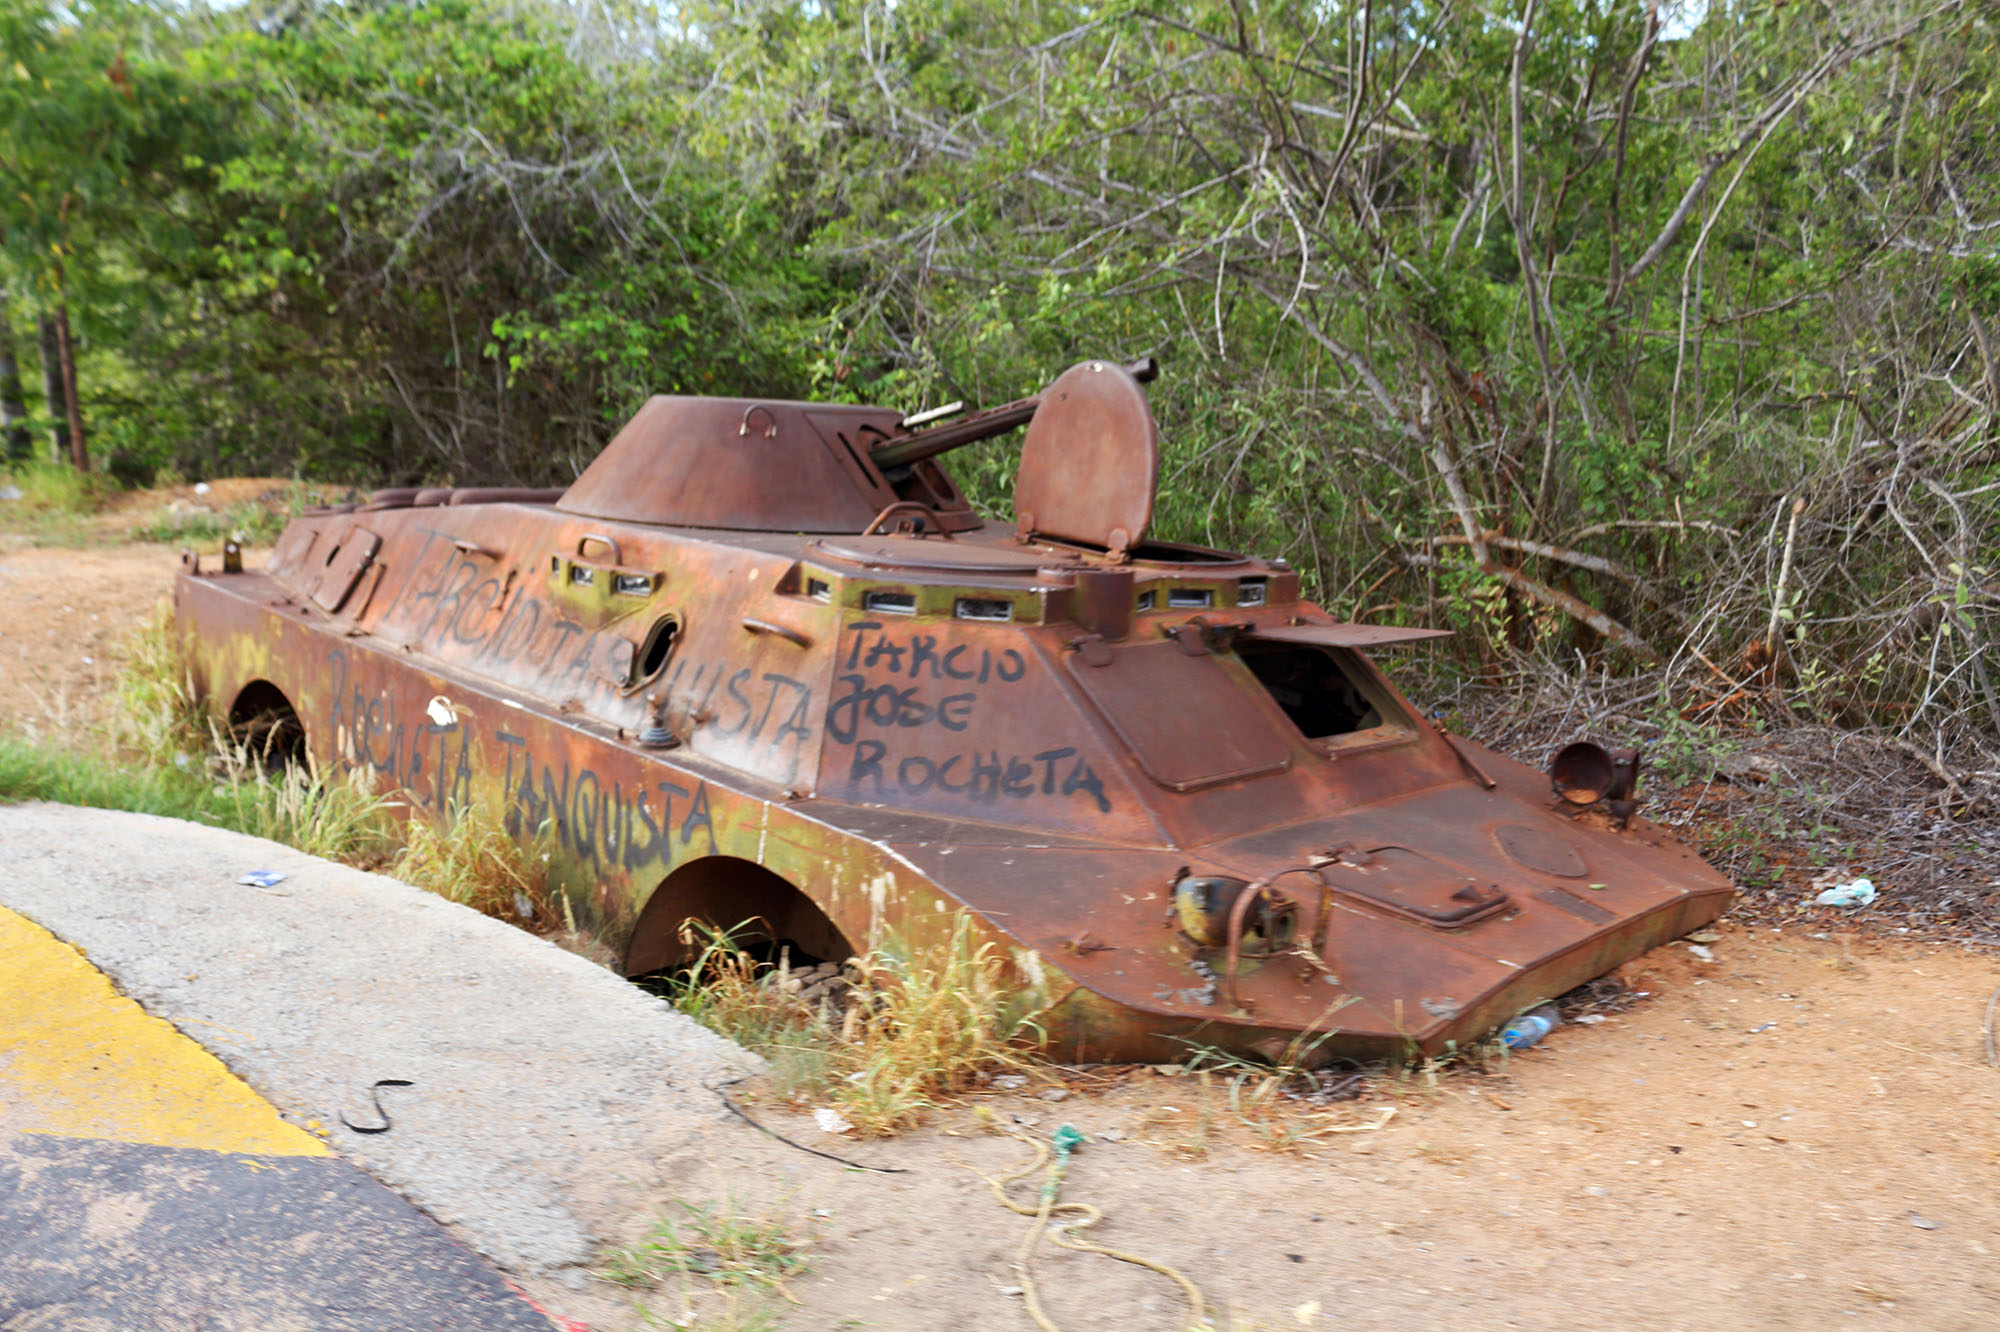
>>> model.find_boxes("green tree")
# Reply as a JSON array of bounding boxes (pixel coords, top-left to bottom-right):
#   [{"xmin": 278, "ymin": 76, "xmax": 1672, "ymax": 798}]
[{"xmin": 0, "ymin": 0, "xmax": 224, "ymax": 472}]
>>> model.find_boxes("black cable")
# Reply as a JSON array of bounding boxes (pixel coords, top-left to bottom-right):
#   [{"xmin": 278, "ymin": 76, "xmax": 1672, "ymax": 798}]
[
  {"xmin": 709, "ymin": 1077, "xmax": 908, "ymax": 1174},
  {"xmin": 339, "ymin": 1078, "xmax": 415, "ymax": 1134}
]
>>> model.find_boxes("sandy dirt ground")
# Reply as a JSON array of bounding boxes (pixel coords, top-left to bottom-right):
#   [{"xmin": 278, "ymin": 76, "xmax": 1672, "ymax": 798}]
[
  {"xmin": 3, "ymin": 483, "xmax": 1999, "ymax": 1331},
  {"xmin": 0, "ymin": 477, "xmax": 287, "ymax": 739},
  {"xmin": 653, "ymin": 929, "xmax": 2000, "ymax": 1332}
]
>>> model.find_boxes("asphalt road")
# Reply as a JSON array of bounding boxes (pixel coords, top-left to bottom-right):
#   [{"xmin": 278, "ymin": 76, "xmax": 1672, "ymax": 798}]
[{"xmin": 1, "ymin": 902, "xmax": 564, "ymax": 1330}]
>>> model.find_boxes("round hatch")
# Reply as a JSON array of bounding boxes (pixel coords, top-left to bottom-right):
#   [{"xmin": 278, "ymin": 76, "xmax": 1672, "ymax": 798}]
[
  {"xmin": 1495, "ymin": 824, "xmax": 1589, "ymax": 879},
  {"xmin": 1014, "ymin": 361, "xmax": 1159, "ymax": 558}
]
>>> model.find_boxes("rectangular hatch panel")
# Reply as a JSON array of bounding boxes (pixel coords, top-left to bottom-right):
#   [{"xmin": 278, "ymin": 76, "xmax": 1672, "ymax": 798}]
[
  {"xmin": 309, "ymin": 523, "xmax": 382, "ymax": 614},
  {"xmin": 1066, "ymin": 639, "xmax": 1290, "ymax": 792},
  {"xmin": 1324, "ymin": 846, "xmax": 1510, "ymax": 927}
]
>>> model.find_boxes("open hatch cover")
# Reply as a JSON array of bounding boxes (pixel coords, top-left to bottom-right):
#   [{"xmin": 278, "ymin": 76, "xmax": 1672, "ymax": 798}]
[{"xmin": 1244, "ymin": 623, "xmax": 1452, "ymax": 650}]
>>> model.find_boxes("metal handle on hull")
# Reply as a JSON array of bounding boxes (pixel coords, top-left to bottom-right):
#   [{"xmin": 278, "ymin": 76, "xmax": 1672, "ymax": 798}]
[{"xmin": 576, "ymin": 533, "xmax": 623, "ymax": 564}]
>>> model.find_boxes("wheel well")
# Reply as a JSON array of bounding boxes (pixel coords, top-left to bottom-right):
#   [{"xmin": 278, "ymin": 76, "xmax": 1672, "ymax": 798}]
[
  {"xmin": 227, "ymin": 680, "xmax": 305, "ymax": 766},
  {"xmin": 624, "ymin": 857, "xmax": 853, "ymax": 975}
]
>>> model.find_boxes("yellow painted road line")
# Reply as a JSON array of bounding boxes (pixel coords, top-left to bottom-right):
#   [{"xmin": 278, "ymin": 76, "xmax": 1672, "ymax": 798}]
[{"xmin": 0, "ymin": 906, "xmax": 326, "ymax": 1156}]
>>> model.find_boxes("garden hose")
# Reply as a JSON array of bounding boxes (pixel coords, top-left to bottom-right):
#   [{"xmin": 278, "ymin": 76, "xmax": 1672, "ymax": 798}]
[{"xmin": 972, "ymin": 1123, "xmax": 1210, "ymax": 1332}]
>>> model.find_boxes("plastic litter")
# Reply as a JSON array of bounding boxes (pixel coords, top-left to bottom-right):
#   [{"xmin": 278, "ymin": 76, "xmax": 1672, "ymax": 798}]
[
  {"xmin": 1501, "ymin": 1003, "xmax": 1561, "ymax": 1050},
  {"xmin": 0, "ymin": 485, "xmax": 22, "ymax": 501},
  {"xmin": 812, "ymin": 1107, "xmax": 854, "ymax": 1135},
  {"xmin": 1814, "ymin": 877, "xmax": 1877, "ymax": 908},
  {"xmin": 237, "ymin": 870, "xmax": 288, "ymax": 889},
  {"xmin": 1688, "ymin": 943, "xmax": 1716, "ymax": 962},
  {"xmin": 193, "ymin": 481, "xmax": 211, "ymax": 495}
]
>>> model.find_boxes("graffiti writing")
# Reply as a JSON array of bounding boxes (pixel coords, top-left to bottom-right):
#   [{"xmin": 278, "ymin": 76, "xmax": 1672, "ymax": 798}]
[
  {"xmin": 375, "ymin": 534, "xmax": 634, "ymax": 713},
  {"xmin": 656, "ymin": 659, "xmax": 814, "ymax": 747},
  {"xmin": 846, "ymin": 740, "xmax": 1108, "ymax": 811},
  {"xmin": 327, "ymin": 649, "xmax": 474, "ymax": 814},
  {"xmin": 830, "ymin": 622, "xmax": 1112, "ymax": 813},
  {"xmin": 495, "ymin": 731, "xmax": 717, "ymax": 868},
  {"xmin": 826, "ymin": 676, "xmax": 975, "ymax": 744},
  {"xmin": 841, "ymin": 623, "xmax": 1026, "ymax": 683},
  {"xmin": 373, "ymin": 539, "xmax": 820, "ymax": 786},
  {"xmin": 324, "ymin": 648, "xmax": 718, "ymax": 873}
]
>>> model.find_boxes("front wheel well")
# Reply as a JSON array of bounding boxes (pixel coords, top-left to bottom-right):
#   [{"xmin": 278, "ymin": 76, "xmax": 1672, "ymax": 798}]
[
  {"xmin": 227, "ymin": 679, "xmax": 305, "ymax": 766},
  {"xmin": 623, "ymin": 857, "xmax": 853, "ymax": 975}
]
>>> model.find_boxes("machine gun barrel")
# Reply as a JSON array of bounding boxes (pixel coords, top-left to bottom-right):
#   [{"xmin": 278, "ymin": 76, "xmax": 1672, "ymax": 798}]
[{"xmin": 869, "ymin": 356, "xmax": 1157, "ymax": 472}]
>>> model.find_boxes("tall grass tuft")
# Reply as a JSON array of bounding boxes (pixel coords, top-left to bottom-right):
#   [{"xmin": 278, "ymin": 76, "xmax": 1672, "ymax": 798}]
[
  {"xmin": 833, "ymin": 915, "xmax": 1041, "ymax": 1133},
  {"xmin": 216, "ymin": 756, "xmax": 401, "ymax": 864},
  {"xmin": 113, "ymin": 606, "xmax": 209, "ymax": 765},
  {"xmin": 667, "ymin": 924, "xmax": 836, "ymax": 1097},
  {"xmin": 667, "ymin": 914, "xmax": 1041, "ymax": 1134},
  {"xmin": 390, "ymin": 801, "xmax": 557, "ymax": 923}
]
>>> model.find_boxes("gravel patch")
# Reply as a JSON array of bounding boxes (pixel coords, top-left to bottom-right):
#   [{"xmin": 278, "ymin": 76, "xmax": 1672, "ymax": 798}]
[{"xmin": 0, "ymin": 802, "xmax": 760, "ymax": 1279}]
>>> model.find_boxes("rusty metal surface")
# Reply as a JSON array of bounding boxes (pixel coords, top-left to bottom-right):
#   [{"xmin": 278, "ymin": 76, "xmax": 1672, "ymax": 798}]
[
  {"xmin": 1065, "ymin": 638, "xmax": 1292, "ymax": 792},
  {"xmin": 1246, "ymin": 623, "xmax": 1455, "ymax": 649},
  {"xmin": 868, "ymin": 356, "xmax": 1157, "ymax": 474},
  {"xmin": 558, "ymin": 397, "xmax": 907, "ymax": 532},
  {"xmin": 308, "ymin": 521, "xmax": 380, "ymax": 614},
  {"xmin": 1013, "ymin": 360, "xmax": 1159, "ymax": 558},
  {"xmin": 174, "ymin": 357, "xmax": 1732, "ymax": 1064}
]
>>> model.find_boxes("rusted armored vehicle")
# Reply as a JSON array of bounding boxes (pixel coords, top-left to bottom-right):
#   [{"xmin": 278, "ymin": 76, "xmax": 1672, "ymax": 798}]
[{"xmin": 175, "ymin": 358, "xmax": 1730, "ymax": 1062}]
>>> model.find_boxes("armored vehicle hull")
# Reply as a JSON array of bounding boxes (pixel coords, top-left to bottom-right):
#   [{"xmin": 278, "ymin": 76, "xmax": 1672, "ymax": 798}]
[{"xmin": 175, "ymin": 361, "xmax": 1730, "ymax": 1062}]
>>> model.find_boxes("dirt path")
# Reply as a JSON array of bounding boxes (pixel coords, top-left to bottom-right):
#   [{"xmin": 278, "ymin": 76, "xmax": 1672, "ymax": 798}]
[
  {"xmin": 0, "ymin": 544, "xmax": 180, "ymax": 740},
  {"xmin": 4, "ymin": 484, "xmax": 1999, "ymax": 1331},
  {"xmin": 0, "ymin": 477, "xmax": 289, "ymax": 739}
]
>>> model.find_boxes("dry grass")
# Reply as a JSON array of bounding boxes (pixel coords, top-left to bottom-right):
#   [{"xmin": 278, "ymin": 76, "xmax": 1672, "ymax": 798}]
[
  {"xmin": 834, "ymin": 917, "xmax": 1045, "ymax": 1132},
  {"xmin": 112, "ymin": 605, "xmax": 209, "ymax": 765},
  {"xmin": 1175, "ymin": 1034, "xmax": 1416, "ymax": 1155},
  {"xmin": 666, "ymin": 928, "xmax": 838, "ymax": 1098},
  {"xmin": 390, "ymin": 802, "xmax": 559, "ymax": 924},
  {"xmin": 215, "ymin": 754, "xmax": 403, "ymax": 865},
  {"xmin": 668, "ymin": 914, "xmax": 1043, "ymax": 1134}
]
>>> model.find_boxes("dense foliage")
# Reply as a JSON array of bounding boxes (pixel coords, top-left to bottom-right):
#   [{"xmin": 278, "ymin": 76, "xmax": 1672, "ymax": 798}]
[{"xmin": 1, "ymin": 0, "xmax": 1995, "ymax": 753}]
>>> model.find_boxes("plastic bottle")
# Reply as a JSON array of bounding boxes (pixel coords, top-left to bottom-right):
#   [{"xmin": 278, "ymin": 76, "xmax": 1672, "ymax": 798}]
[{"xmin": 1500, "ymin": 1004, "xmax": 1562, "ymax": 1050}]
